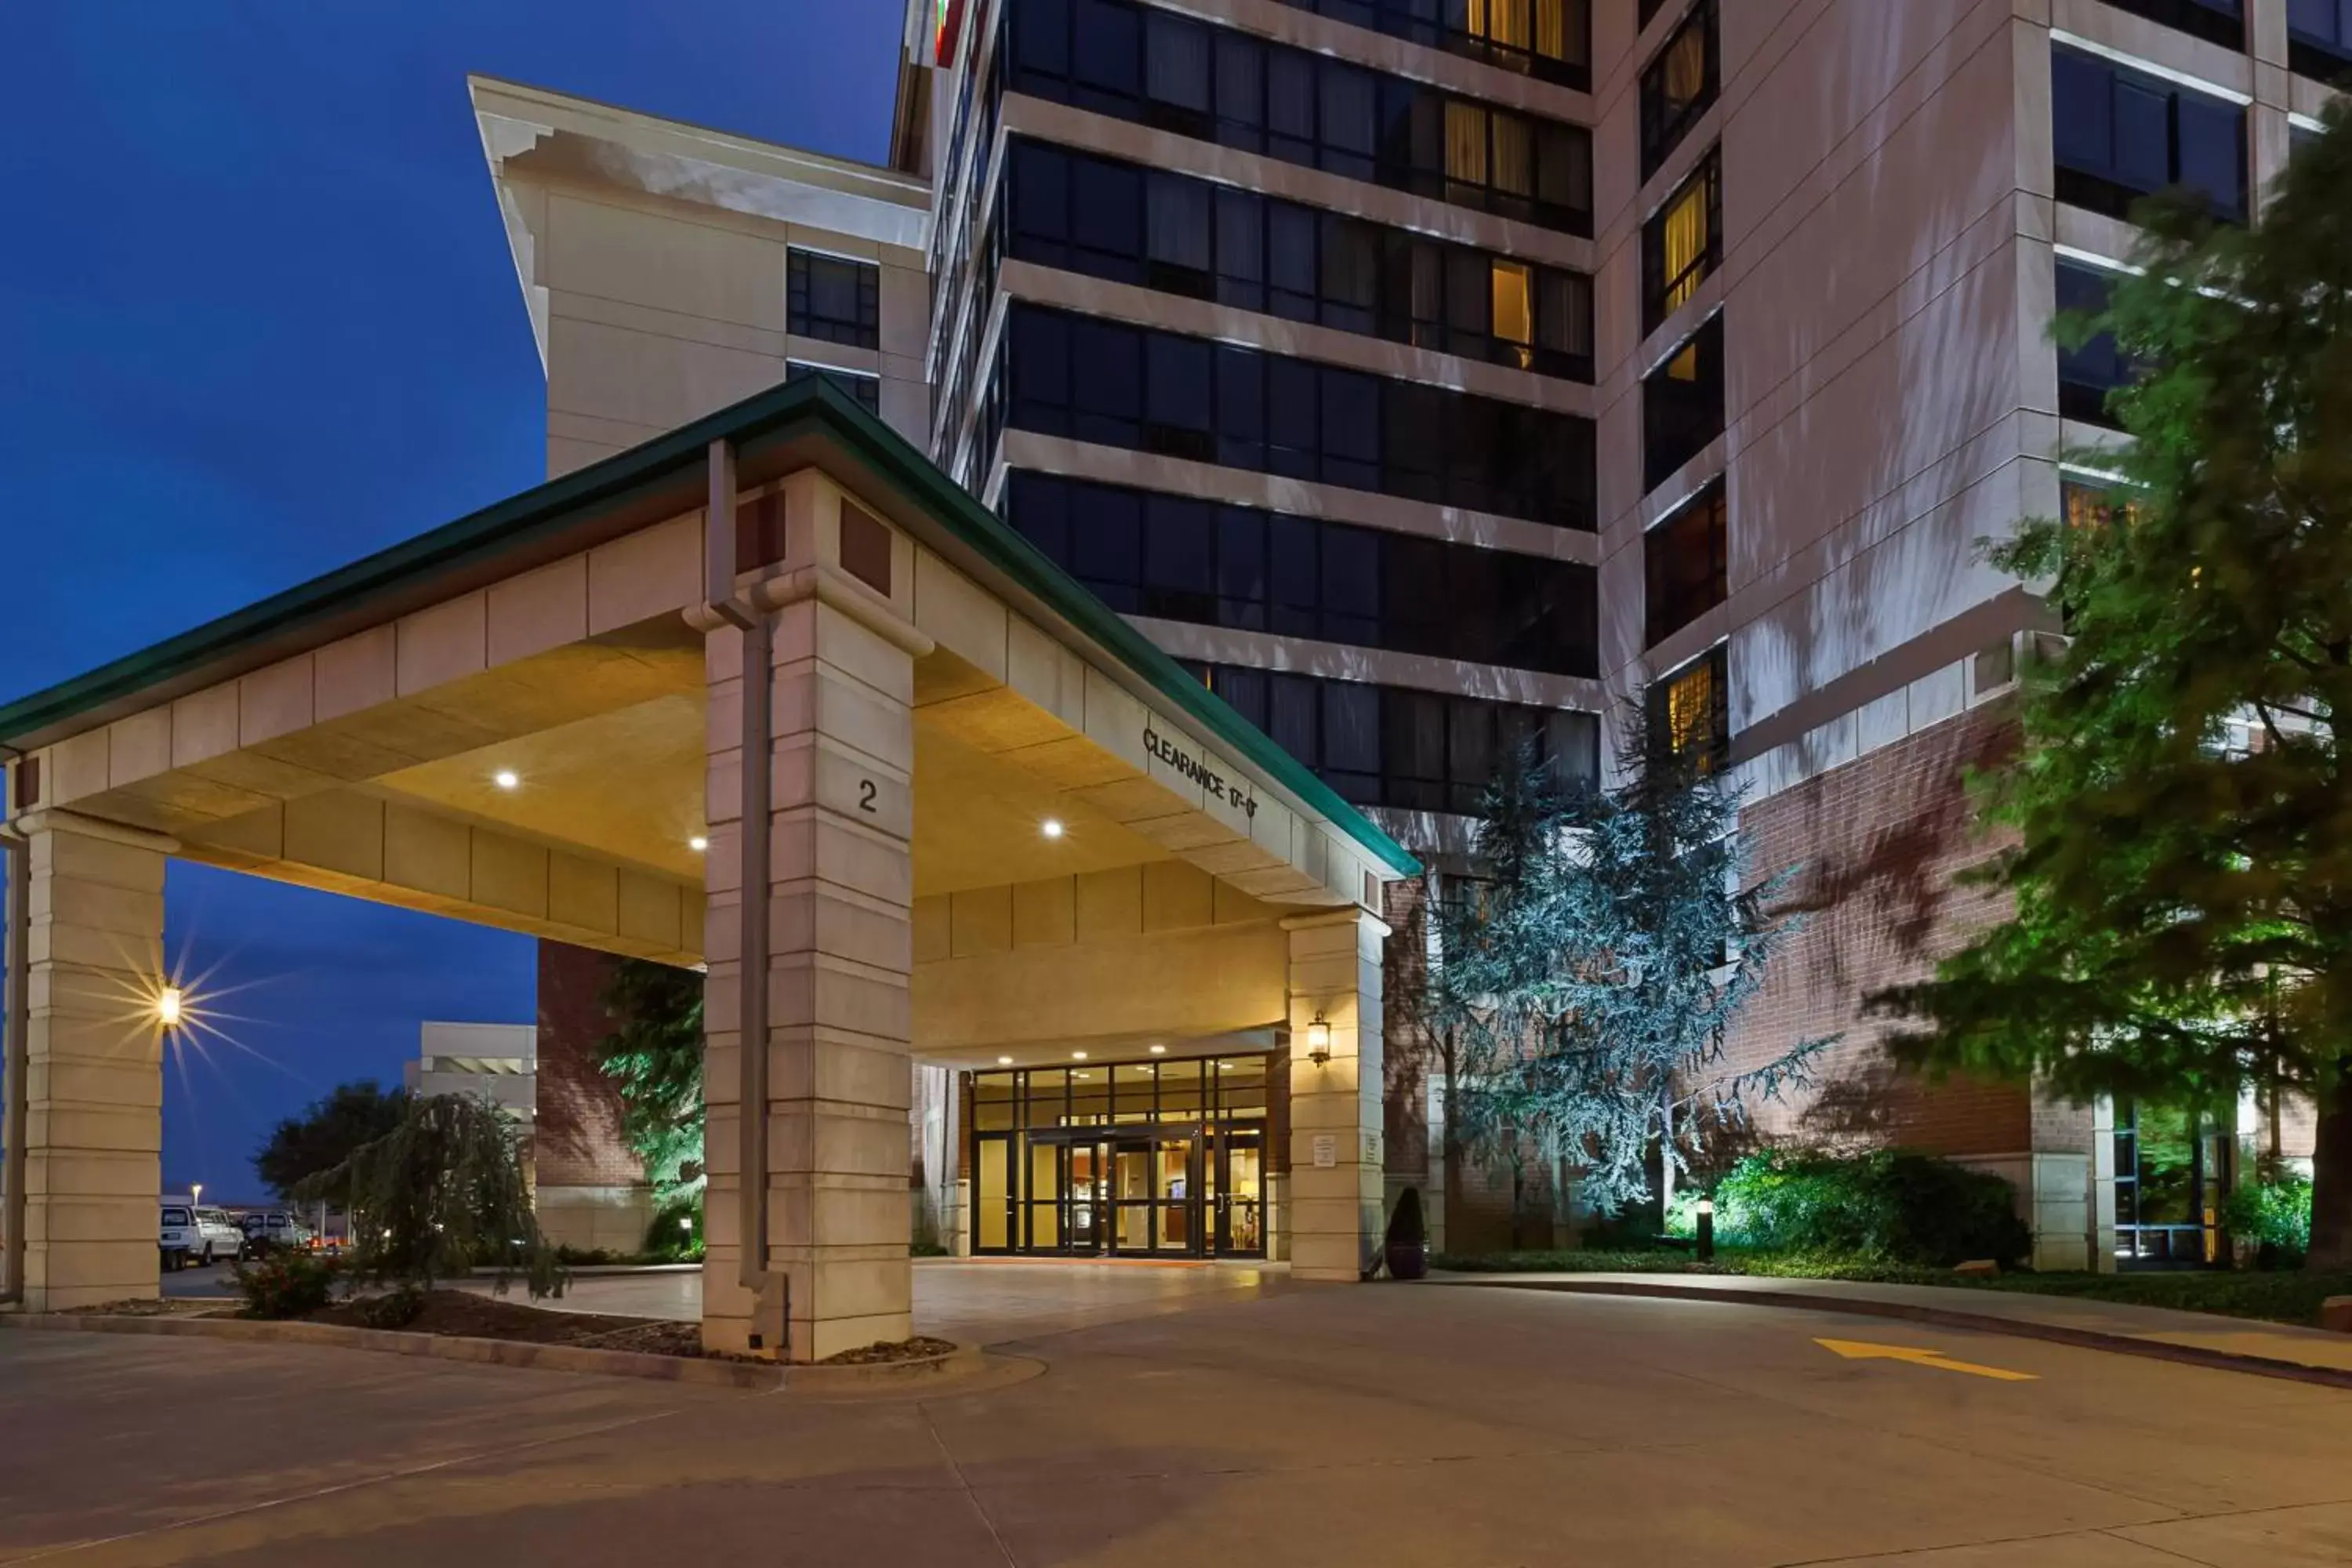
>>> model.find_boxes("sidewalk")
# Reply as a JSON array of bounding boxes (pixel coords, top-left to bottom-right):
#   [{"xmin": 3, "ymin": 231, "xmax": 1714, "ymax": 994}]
[{"xmin": 1431, "ymin": 1270, "xmax": 2352, "ymax": 1386}]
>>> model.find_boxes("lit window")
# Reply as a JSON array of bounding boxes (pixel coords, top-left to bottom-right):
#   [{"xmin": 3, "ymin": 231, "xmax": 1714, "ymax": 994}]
[
  {"xmin": 1654, "ymin": 158, "xmax": 1716, "ymax": 322},
  {"xmin": 1652, "ymin": 648, "xmax": 1727, "ymax": 772},
  {"xmin": 1491, "ymin": 260, "xmax": 1534, "ymax": 351}
]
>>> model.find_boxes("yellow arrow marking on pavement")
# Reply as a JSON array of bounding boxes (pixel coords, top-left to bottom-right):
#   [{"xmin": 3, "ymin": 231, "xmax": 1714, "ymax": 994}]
[{"xmin": 1815, "ymin": 1338, "xmax": 2039, "ymax": 1381}]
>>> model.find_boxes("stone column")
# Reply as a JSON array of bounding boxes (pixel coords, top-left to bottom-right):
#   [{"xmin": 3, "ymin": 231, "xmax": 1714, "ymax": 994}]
[
  {"xmin": 1282, "ymin": 908, "xmax": 1388, "ymax": 1282},
  {"xmin": 16, "ymin": 811, "xmax": 170, "ymax": 1311},
  {"xmin": 704, "ymin": 577, "xmax": 919, "ymax": 1363}
]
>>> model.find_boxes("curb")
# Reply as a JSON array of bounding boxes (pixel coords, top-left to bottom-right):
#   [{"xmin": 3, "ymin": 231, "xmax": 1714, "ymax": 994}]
[
  {"xmin": 0, "ymin": 1312, "xmax": 996, "ymax": 1394},
  {"xmin": 1443, "ymin": 1276, "xmax": 2352, "ymax": 1392}
]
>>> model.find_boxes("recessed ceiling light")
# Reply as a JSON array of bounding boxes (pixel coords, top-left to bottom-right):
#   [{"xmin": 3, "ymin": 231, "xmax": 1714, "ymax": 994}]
[
  {"xmin": 1040, "ymin": 818, "xmax": 1065, "ymax": 839},
  {"xmin": 996, "ymin": 1055, "xmax": 1014, "ymax": 1065},
  {"xmin": 689, "ymin": 836, "xmax": 709, "ymax": 852},
  {"xmin": 492, "ymin": 770, "xmax": 520, "ymax": 791},
  {"xmin": 1072, "ymin": 1050, "xmax": 1088, "ymax": 1061},
  {"xmin": 1149, "ymin": 1044, "xmax": 1166, "ymax": 1055}
]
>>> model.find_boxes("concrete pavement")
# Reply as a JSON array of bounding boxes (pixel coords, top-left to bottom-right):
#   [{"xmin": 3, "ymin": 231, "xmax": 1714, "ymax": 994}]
[
  {"xmin": 1434, "ymin": 1272, "xmax": 2352, "ymax": 1380},
  {"xmin": 11, "ymin": 1276, "xmax": 2351, "ymax": 1565}
]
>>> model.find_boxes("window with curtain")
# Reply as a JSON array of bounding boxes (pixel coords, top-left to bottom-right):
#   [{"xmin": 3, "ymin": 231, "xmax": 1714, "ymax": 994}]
[
  {"xmin": 1273, "ymin": 0, "xmax": 1588, "ymax": 87},
  {"xmin": 1643, "ymin": 150, "xmax": 1719, "ymax": 335},
  {"xmin": 1490, "ymin": 261, "xmax": 1534, "ymax": 354},
  {"xmin": 1008, "ymin": 0, "xmax": 1592, "ymax": 234},
  {"xmin": 1639, "ymin": 0, "xmax": 1719, "ymax": 180},
  {"xmin": 1644, "ymin": 479, "xmax": 1728, "ymax": 647},
  {"xmin": 1642, "ymin": 313, "xmax": 1726, "ymax": 492},
  {"xmin": 1648, "ymin": 645, "xmax": 1728, "ymax": 772}
]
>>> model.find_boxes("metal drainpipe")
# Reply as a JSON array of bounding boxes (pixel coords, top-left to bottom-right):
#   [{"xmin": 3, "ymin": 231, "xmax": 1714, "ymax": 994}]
[
  {"xmin": 699, "ymin": 441, "xmax": 774, "ymax": 1311},
  {"xmin": 2, "ymin": 745, "xmax": 29, "ymax": 1306}
]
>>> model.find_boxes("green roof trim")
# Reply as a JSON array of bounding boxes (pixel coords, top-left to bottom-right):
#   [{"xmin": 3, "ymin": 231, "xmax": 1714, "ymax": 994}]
[{"xmin": 0, "ymin": 376, "xmax": 1421, "ymax": 880}]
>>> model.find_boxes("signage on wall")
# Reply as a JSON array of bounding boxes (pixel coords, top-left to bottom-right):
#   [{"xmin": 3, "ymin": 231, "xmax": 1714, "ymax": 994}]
[
  {"xmin": 1312, "ymin": 1134, "xmax": 1338, "ymax": 1170},
  {"xmin": 1144, "ymin": 722, "xmax": 1258, "ymax": 822}
]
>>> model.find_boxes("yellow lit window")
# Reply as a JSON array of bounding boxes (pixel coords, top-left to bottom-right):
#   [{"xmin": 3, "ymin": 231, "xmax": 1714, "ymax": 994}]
[
  {"xmin": 1446, "ymin": 101, "xmax": 1488, "ymax": 186},
  {"xmin": 1490, "ymin": 0, "xmax": 1533, "ymax": 49},
  {"xmin": 1534, "ymin": 0, "xmax": 1572, "ymax": 62},
  {"xmin": 1664, "ymin": 660, "xmax": 1717, "ymax": 771},
  {"xmin": 1665, "ymin": 338, "xmax": 1701, "ymax": 383},
  {"xmin": 1491, "ymin": 260, "xmax": 1534, "ymax": 353},
  {"xmin": 1660, "ymin": 175, "xmax": 1712, "ymax": 314}
]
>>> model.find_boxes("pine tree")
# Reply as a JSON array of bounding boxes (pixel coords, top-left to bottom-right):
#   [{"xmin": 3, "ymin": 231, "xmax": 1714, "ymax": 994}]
[
  {"xmin": 1428, "ymin": 714, "xmax": 1830, "ymax": 1216},
  {"xmin": 1871, "ymin": 103, "xmax": 2352, "ymax": 1270},
  {"xmin": 595, "ymin": 958, "xmax": 706, "ymax": 1203}
]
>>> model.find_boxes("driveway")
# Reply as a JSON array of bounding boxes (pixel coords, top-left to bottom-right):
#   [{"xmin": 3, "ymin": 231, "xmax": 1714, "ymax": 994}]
[{"xmin": 13, "ymin": 1279, "xmax": 2351, "ymax": 1565}]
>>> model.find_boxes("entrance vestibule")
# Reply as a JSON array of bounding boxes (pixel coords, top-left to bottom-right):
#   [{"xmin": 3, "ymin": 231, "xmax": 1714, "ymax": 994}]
[{"xmin": 970, "ymin": 1054, "xmax": 1269, "ymax": 1259}]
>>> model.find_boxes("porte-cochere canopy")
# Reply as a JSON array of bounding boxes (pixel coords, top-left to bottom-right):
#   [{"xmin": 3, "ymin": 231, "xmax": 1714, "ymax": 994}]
[{"xmin": 0, "ymin": 379, "xmax": 1414, "ymax": 1357}]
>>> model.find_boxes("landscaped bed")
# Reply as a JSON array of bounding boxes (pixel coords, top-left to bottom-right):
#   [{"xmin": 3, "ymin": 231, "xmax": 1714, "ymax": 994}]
[{"xmin": 1429, "ymin": 1249, "xmax": 2352, "ymax": 1329}]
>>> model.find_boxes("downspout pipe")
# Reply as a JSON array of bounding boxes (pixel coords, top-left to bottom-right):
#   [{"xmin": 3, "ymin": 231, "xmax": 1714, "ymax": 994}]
[
  {"xmin": 698, "ymin": 442, "xmax": 775, "ymax": 1316},
  {"xmin": 2, "ymin": 742, "xmax": 30, "ymax": 1307}
]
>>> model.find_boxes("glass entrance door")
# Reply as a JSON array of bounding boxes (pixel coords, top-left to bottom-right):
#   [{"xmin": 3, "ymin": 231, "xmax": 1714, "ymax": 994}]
[
  {"xmin": 1064, "ymin": 1142, "xmax": 1102, "ymax": 1254},
  {"xmin": 1218, "ymin": 1128, "xmax": 1265, "ymax": 1256}
]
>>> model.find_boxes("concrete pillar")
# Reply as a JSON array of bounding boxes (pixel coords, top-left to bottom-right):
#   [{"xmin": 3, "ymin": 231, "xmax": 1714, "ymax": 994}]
[
  {"xmin": 16, "ymin": 811, "xmax": 170, "ymax": 1311},
  {"xmin": 703, "ymin": 579, "xmax": 919, "ymax": 1362},
  {"xmin": 1282, "ymin": 908, "xmax": 1388, "ymax": 1282}
]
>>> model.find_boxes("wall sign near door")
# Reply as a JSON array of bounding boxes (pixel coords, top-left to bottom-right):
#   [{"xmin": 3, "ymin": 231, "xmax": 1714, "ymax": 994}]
[{"xmin": 1312, "ymin": 1134, "xmax": 1338, "ymax": 1169}]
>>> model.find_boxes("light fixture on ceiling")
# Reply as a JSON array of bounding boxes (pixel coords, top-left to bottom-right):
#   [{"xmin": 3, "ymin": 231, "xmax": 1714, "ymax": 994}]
[
  {"xmin": 689, "ymin": 835, "xmax": 710, "ymax": 852},
  {"xmin": 1071, "ymin": 1050, "xmax": 1088, "ymax": 1061},
  {"xmin": 1040, "ymin": 818, "xmax": 1065, "ymax": 839},
  {"xmin": 493, "ymin": 770, "xmax": 521, "ymax": 791},
  {"xmin": 997, "ymin": 1055, "xmax": 1014, "ymax": 1065},
  {"xmin": 1148, "ymin": 1044, "xmax": 1166, "ymax": 1055}
]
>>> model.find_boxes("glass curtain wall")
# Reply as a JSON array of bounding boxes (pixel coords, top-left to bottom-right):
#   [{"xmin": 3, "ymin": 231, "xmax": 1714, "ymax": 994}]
[{"xmin": 970, "ymin": 1054, "xmax": 1272, "ymax": 1258}]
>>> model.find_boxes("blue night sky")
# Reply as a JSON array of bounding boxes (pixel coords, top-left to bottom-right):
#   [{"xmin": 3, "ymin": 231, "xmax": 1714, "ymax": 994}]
[{"xmin": 0, "ymin": 2, "xmax": 905, "ymax": 1199}]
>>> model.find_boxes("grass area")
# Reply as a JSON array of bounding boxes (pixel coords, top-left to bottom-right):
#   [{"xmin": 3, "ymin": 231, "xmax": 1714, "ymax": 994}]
[{"xmin": 1429, "ymin": 1247, "xmax": 2352, "ymax": 1327}]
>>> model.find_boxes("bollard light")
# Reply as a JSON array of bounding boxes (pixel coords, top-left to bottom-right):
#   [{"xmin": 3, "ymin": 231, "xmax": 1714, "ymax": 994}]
[{"xmin": 1695, "ymin": 1195, "xmax": 1716, "ymax": 1264}]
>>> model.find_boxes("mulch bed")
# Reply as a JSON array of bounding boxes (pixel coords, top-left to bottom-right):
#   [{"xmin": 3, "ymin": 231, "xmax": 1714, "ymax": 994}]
[
  {"xmin": 68, "ymin": 1298, "xmax": 225, "ymax": 1319},
  {"xmin": 821, "ymin": 1334, "xmax": 960, "ymax": 1366},
  {"xmin": 307, "ymin": 1290, "xmax": 654, "ymax": 1345}
]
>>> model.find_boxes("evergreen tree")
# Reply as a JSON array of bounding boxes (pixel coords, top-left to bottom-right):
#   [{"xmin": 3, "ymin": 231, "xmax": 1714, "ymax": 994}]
[
  {"xmin": 595, "ymin": 958, "xmax": 706, "ymax": 1202},
  {"xmin": 1428, "ymin": 714, "xmax": 1829, "ymax": 1215},
  {"xmin": 253, "ymin": 1080, "xmax": 407, "ymax": 1205},
  {"xmin": 1870, "ymin": 104, "xmax": 2352, "ymax": 1270}
]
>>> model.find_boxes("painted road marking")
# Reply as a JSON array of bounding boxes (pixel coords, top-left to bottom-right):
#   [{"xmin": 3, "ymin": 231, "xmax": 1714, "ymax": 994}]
[{"xmin": 1815, "ymin": 1338, "xmax": 2040, "ymax": 1381}]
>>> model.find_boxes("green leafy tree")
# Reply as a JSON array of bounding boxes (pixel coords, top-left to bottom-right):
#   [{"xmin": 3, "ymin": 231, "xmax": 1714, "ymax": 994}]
[
  {"xmin": 295, "ymin": 1093, "xmax": 563, "ymax": 1298},
  {"xmin": 596, "ymin": 959, "xmax": 705, "ymax": 1202},
  {"xmin": 253, "ymin": 1080, "xmax": 407, "ymax": 1205},
  {"xmin": 1428, "ymin": 715, "xmax": 1830, "ymax": 1216},
  {"xmin": 1870, "ymin": 104, "xmax": 2352, "ymax": 1270}
]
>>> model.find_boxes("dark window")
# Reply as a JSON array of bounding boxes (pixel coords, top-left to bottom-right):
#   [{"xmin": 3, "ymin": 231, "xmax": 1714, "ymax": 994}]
[
  {"xmin": 1002, "ymin": 302, "xmax": 1598, "ymax": 528},
  {"xmin": 2101, "ymin": 0, "xmax": 2244, "ymax": 49},
  {"xmin": 1642, "ymin": 313, "xmax": 1726, "ymax": 492},
  {"xmin": 1004, "ymin": 472, "xmax": 1598, "ymax": 677},
  {"xmin": 1640, "ymin": 0, "xmax": 1719, "ymax": 181},
  {"xmin": 1002, "ymin": 0, "xmax": 1594, "ymax": 235},
  {"xmin": 2055, "ymin": 260, "xmax": 2132, "ymax": 429},
  {"xmin": 1647, "ymin": 644, "xmax": 1729, "ymax": 774},
  {"xmin": 2052, "ymin": 45, "xmax": 2247, "ymax": 223},
  {"xmin": 1645, "ymin": 479, "xmax": 1729, "ymax": 647},
  {"xmin": 1003, "ymin": 136, "xmax": 1593, "ymax": 381},
  {"xmin": 786, "ymin": 361, "xmax": 881, "ymax": 416},
  {"xmin": 1642, "ymin": 149, "xmax": 1721, "ymax": 336},
  {"xmin": 2290, "ymin": 0, "xmax": 2352, "ymax": 82},
  {"xmin": 1200, "ymin": 666, "xmax": 1602, "ymax": 808},
  {"xmin": 787, "ymin": 249, "xmax": 880, "ymax": 349},
  {"xmin": 1638, "ymin": 0, "xmax": 1675, "ymax": 29},
  {"xmin": 1275, "ymin": 0, "xmax": 1592, "ymax": 91}
]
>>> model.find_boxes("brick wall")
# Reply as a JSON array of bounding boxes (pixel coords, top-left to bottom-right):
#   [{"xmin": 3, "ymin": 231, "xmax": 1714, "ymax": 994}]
[
  {"xmin": 1730, "ymin": 703, "xmax": 2035, "ymax": 1159},
  {"xmin": 534, "ymin": 941, "xmax": 645, "ymax": 1190}
]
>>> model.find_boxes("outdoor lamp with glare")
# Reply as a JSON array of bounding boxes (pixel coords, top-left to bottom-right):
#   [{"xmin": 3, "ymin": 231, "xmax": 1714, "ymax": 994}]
[
  {"xmin": 1305, "ymin": 1011, "xmax": 1332, "ymax": 1066},
  {"xmin": 156, "ymin": 987, "xmax": 184, "ymax": 1029}
]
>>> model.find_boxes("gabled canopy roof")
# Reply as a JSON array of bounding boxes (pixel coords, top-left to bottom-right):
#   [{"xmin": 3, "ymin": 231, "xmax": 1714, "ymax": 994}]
[{"xmin": 0, "ymin": 376, "xmax": 1419, "ymax": 879}]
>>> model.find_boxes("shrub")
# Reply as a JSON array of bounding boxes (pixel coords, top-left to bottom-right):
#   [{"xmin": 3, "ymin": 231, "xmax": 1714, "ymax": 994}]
[
  {"xmin": 234, "ymin": 1249, "xmax": 339, "ymax": 1319},
  {"xmin": 355, "ymin": 1287, "xmax": 426, "ymax": 1330},
  {"xmin": 2223, "ymin": 1176, "xmax": 2313, "ymax": 1266},
  {"xmin": 644, "ymin": 1189, "xmax": 706, "ymax": 1262},
  {"xmin": 1709, "ymin": 1149, "xmax": 2031, "ymax": 1268}
]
